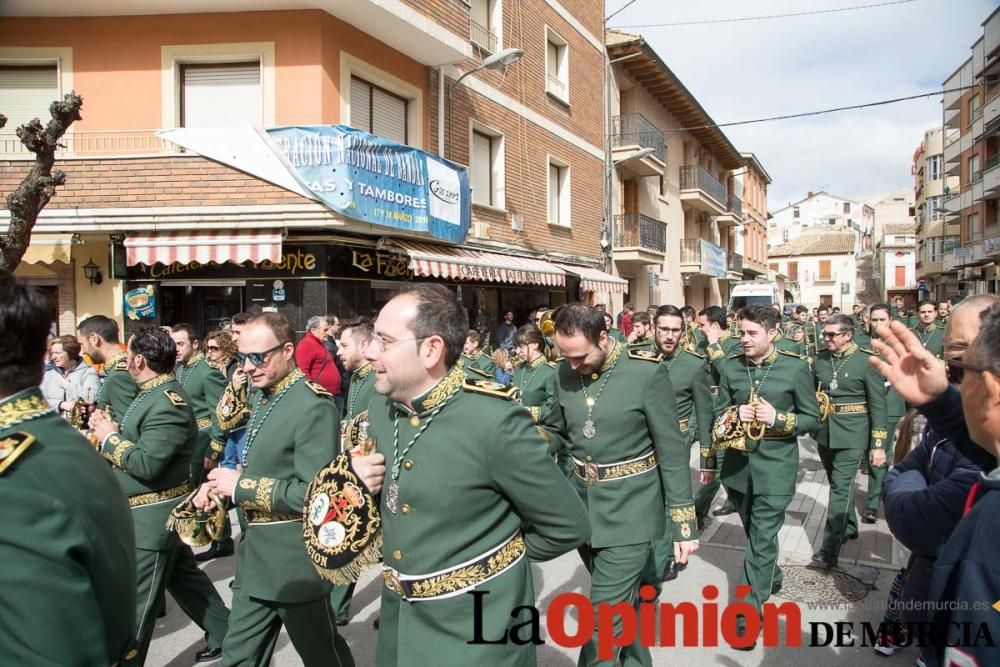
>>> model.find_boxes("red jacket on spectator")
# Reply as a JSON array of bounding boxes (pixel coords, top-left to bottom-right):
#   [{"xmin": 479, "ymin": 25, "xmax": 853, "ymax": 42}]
[
  {"xmin": 621, "ymin": 312, "xmax": 634, "ymax": 337},
  {"xmin": 295, "ymin": 331, "xmax": 341, "ymax": 395}
]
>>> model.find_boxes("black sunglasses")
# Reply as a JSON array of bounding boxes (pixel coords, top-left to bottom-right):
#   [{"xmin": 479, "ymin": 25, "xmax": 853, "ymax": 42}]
[
  {"xmin": 945, "ymin": 358, "xmax": 995, "ymax": 385},
  {"xmin": 235, "ymin": 343, "xmax": 286, "ymax": 367}
]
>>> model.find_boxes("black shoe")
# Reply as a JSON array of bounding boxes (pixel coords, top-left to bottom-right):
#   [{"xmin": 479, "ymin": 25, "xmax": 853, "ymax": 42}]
[
  {"xmin": 713, "ymin": 502, "xmax": 737, "ymax": 517},
  {"xmin": 771, "ymin": 581, "xmax": 783, "ymax": 596},
  {"xmin": 194, "ymin": 646, "xmax": 222, "ymax": 663},
  {"xmin": 336, "ymin": 618, "xmax": 348, "ymax": 627},
  {"xmin": 845, "ymin": 532, "xmax": 859, "ymax": 541},
  {"xmin": 730, "ymin": 616, "xmax": 757, "ymax": 651},
  {"xmin": 661, "ymin": 561, "xmax": 679, "ymax": 582},
  {"xmin": 697, "ymin": 515, "xmax": 712, "ymax": 532},
  {"xmin": 862, "ymin": 510, "xmax": 877, "ymax": 524},
  {"xmin": 373, "ymin": 616, "xmax": 380, "ymax": 630},
  {"xmin": 809, "ymin": 552, "xmax": 838, "ymax": 570},
  {"xmin": 195, "ymin": 543, "xmax": 234, "ymax": 563},
  {"xmin": 157, "ymin": 602, "xmax": 166, "ymax": 619}
]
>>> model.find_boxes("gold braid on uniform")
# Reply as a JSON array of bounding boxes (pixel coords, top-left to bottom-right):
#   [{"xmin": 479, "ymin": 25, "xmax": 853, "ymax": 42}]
[
  {"xmin": 0, "ymin": 393, "xmax": 53, "ymax": 429},
  {"xmin": 871, "ymin": 429, "xmax": 888, "ymax": 449},
  {"xmin": 424, "ymin": 366, "xmax": 465, "ymax": 409},
  {"xmin": 216, "ymin": 383, "xmax": 250, "ymax": 430},
  {"xmin": 238, "ymin": 476, "xmax": 278, "ymax": 511},
  {"xmin": 103, "ymin": 433, "xmax": 135, "ymax": 469},
  {"xmin": 669, "ymin": 506, "xmax": 697, "ymax": 523},
  {"xmin": 764, "ymin": 412, "xmax": 797, "ymax": 437}
]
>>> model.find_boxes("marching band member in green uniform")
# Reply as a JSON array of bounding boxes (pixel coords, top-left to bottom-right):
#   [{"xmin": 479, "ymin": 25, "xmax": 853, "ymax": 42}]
[
  {"xmin": 711, "ymin": 305, "xmax": 820, "ymax": 649},
  {"xmin": 912, "ymin": 299, "xmax": 944, "ymax": 359},
  {"xmin": 649, "ymin": 305, "xmax": 714, "ymax": 584},
  {"xmin": 90, "ymin": 327, "xmax": 229, "ymax": 664},
  {"xmin": 549, "ymin": 304, "xmax": 698, "ymax": 666},
  {"xmin": 329, "ymin": 315, "xmax": 377, "ymax": 625},
  {"xmin": 0, "ymin": 274, "xmax": 138, "ymax": 667},
  {"xmin": 195, "ymin": 313, "xmax": 354, "ymax": 666},
  {"xmin": 811, "ymin": 314, "xmax": 888, "ymax": 568},
  {"xmin": 351, "ymin": 285, "xmax": 589, "ymax": 667},
  {"xmin": 937, "ymin": 300, "xmax": 951, "ymax": 326},
  {"xmin": 807, "ymin": 305, "xmax": 831, "ymax": 358},
  {"xmin": 457, "ymin": 329, "xmax": 497, "ymax": 380},
  {"xmin": 511, "ymin": 324, "xmax": 558, "ymax": 424},
  {"xmin": 681, "ymin": 305, "xmax": 706, "ymax": 351},
  {"xmin": 171, "ymin": 324, "xmax": 228, "ymax": 484},
  {"xmin": 865, "ymin": 304, "xmax": 905, "ymax": 523},
  {"xmin": 78, "ymin": 314, "xmax": 137, "ymax": 422},
  {"xmin": 626, "ymin": 311, "xmax": 654, "ymax": 348},
  {"xmin": 602, "ymin": 311, "xmax": 627, "ymax": 342}
]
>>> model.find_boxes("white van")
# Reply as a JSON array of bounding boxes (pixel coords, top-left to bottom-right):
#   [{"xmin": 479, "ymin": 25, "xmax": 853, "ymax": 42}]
[{"xmin": 727, "ymin": 281, "xmax": 782, "ymax": 312}]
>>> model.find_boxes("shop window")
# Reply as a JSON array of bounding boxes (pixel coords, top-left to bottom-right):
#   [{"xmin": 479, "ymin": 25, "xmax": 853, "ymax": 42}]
[
  {"xmin": 548, "ymin": 157, "xmax": 570, "ymax": 227},
  {"xmin": 471, "ymin": 127, "xmax": 504, "ymax": 208},
  {"xmin": 350, "ymin": 76, "xmax": 408, "ymax": 145}
]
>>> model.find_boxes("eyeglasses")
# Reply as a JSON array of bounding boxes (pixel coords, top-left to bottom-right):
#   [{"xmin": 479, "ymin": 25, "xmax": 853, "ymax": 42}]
[
  {"xmin": 206, "ymin": 345, "xmax": 220, "ymax": 352},
  {"xmin": 822, "ymin": 331, "xmax": 851, "ymax": 339},
  {"xmin": 370, "ymin": 334, "xmax": 429, "ymax": 352},
  {"xmin": 946, "ymin": 358, "xmax": 994, "ymax": 385},
  {"xmin": 235, "ymin": 343, "xmax": 286, "ymax": 367},
  {"xmin": 655, "ymin": 326, "xmax": 683, "ymax": 335}
]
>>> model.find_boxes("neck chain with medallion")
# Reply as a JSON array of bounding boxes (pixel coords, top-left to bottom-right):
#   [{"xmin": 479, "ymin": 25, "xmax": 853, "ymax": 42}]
[
  {"xmin": 241, "ymin": 371, "xmax": 301, "ymax": 464},
  {"xmin": 120, "ymin": 374, "xmax": 173, "ymax": 430},
  {"xmin": 917, "ymin": 325, "xmax": 935, "ymax": 345},
  {"xmin": 745, "ymin": 352, "xmax": 776, "ymax": 400},
  {"xmin": 578, "ymin": 344, "xmax": 621, "ymax": 440},
  {"xmin": 830, "ymin": 350, "xmax": 852, "ymax": 391},
  {"xmin": 386, "ymin": 388, "xmax": 459, "ymax": 514}
]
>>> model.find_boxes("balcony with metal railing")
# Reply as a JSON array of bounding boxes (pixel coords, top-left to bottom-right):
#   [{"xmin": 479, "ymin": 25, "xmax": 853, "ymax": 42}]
[
  {"xmin": 469, "ymin": 19, "xmax": 498, "ymax": 53},
  {"xmin": 612, "ymin": 213, "xmax": 667, "ymax": 265},
  {"xmin": 0, "ymin": 130, "xmax": 179, "ymax": 158},
  {"xmin": 679, "ymin": 164, "xmax": 728, "ymax": 214},
  {"xmin": 546, "ymin": 74, "xmax": 568, "ymax": 102},
  {"xmin": 679, "ymin": 238, "xmax": 728, "ymax": 277},
  {"xmin": 727, "ymin": 252, "xmax": 743, "ymax": 276},
  {"xmin": 610, "ymin": 113, "xmax": 665, "ymax": 164}
]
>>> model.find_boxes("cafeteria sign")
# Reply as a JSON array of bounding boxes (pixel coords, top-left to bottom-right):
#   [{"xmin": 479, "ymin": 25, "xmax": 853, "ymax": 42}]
[{"xmin": 268, "ymin": 125, "xmax": 471, "ymax": 244}]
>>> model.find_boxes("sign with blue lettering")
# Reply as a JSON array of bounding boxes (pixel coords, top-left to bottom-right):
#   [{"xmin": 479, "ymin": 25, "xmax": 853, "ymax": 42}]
[{"xmin": 267, "ymin": 125, "xmax": 470, "ymax": 244}]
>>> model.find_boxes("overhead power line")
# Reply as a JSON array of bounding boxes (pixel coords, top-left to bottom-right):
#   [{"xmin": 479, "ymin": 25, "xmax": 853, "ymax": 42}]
[
  {"xmin": 671, "ymin": 82, "xmax": 987, "ymax": 132},
  {"xmin": 612, "ymin": 0, "xmax": 917, "ymax": 29}
]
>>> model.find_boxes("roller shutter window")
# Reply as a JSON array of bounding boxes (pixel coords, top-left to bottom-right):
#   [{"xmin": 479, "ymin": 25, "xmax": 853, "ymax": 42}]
[
  {"xmin": 350, "ymin": 76, "xmax": 408, "ymax": 145},
  {"xmin": 471, "ymin": 130, "xmax": 493, "ymax": 206},
  {"xmin": 0, "ymin": 64, "xmax": 59, "ymax": 132},
  {"xmin": 180, "ymin": 61, "xmax": 262, "ymax": 128}
]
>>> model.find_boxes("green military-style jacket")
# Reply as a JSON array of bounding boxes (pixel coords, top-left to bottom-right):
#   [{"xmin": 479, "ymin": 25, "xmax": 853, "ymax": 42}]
[
  {"xmin": 368, "ymin": 366, "xmax": 589, "ymax": 667},
  {"xmin": 100, "ymin": 373, "xmax": 197, "ymax": 551},
  {"xmin": 98, "ymin": 349, "xmax": 138, "ymax": 422},
  {"xmin": 345, "ymin": 362, "xmax": 377, "ymax": 421},
  {"xmin": 815, "ymin": 342, "xmax": 889, "ymax": 451},
  {"xmin": 1, "ymin": 388, "xmax": 137, "ymax": 666},
  {"xmin": 658, "ymin": 346, "xmax": 714, "ymax": 466},
  {"xmin": 232, "ymin": 368, "xmax": 339, "ymax": 603},
  {"xmin": 704, "ymin": 330, "xmax": 743, "ymax": 382},
  {"xmin": 911, "ymin": 322, "xmax": 944, "ymax": 358},
  {"xmin": 773, "ymin": 332, "xmax": 806, "ymax": 357},
  {"xmin": 175, "ymin": 352, "xmax": 227, "ymax": 470},
  {"xmin": 608, "ymin": 327, "xmax": 627, "ymax": 342},
  {"xmin": 714, "ymin": 348, "xmax": 821, "ymax": 496},
  {"xmin": 630, "ymin": 334, "xmax": 654, "ymax": 349},
  {"xmin": 854, "ymin": 330, "xmax": 873, "ymax": 350},
  {"xmin": 547, "ymin": 341, "xmax": 698, "ymax": 547},
  {"xmin": 511, "ymin": 353, "xmax": 557, "ymax": 424},
  {"xmin": 457, "ymin": 350, "xmax": 497, "ymax": 380},
  {"xmin": 871, "ymin": 335, "xmax": 907, "ymax": 421}
]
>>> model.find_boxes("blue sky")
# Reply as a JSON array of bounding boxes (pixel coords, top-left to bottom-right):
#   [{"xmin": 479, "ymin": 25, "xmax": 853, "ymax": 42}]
[{"xmin": 606, "ymin": 0, "xmax": 998, "ymax": 208}]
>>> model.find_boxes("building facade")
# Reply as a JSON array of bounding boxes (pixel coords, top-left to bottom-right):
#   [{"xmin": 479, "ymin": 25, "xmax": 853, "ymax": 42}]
[
  {"xmin": 738, "ymin": 152, "xmax": 771, "ymax": 281},
  {"xmin": 0, "ymin": 0, "xmax": 615, "ymax": 337},
  {"xmin": 769, "ymin": 191, "xmax": 873, "ymax": 253},
  {"xmin": 768, "ymin": 230, "xmax": 858, "ymax": 310},
  {"xmin": 876, "ymin": 223, "xmax": 918, "ymax": 305},
  {"xmin": 941, "ymin": 6, "xmax": 1000, "ymax": 297},
  {"xmin": 914, "ymin": 127, "xmax": 961, "ymax": 301}
]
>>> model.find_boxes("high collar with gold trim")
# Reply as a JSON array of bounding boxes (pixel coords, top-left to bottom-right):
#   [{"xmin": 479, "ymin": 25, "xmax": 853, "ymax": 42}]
[
  {"xmin": 0, "ymin": 388, "xmax": 55, "ymax": 430},
  {"xmin": 719, "ymin": 330, "xmax": 732, "ymax": 343},
  {"xmin": 833, "ymin": 342, "xmax": 858, "ymax": 359},
  {"xmin": 265, "ymin": 367, "xmax": 304, "ymax": 397},
  {"xmin": 106, "ymin": 349, "xmax": 128, "ymax": 368},
  {"xmin": 354, "ymin": 362, "xmax": 374, "ymax": 381},
  {"xmin": 748, "ymin": 346, "xmax": 779, "ymax": 368},
  {"xmin": 137, "ymin": 372, "xmax": 175, "ymax": 393},
  {"xmin": 400, "ymin": 365, "xmax": 465, "ymax": 416},
  {"xmin": 183, "ymin": 352, "xmax": 205, "ymax": 368},
  {"xmin": 919, "ymin": 322, "xmax": 937, "ymax": 333},
  {"xmin": 525, "ymin": 353, "xmax": 547, "ymax": 369},
  {"xmin": 590, "ymin": 339, "xmax": 624, "ymax": 377}
]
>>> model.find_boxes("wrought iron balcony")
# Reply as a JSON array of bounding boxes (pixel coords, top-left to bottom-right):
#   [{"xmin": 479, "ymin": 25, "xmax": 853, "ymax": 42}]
[
  {"xmin": 679, "ymin": 165, "xmax": 728, "ymax": 208},
  {"xmin": 613, "ymin": 213, "xmax": 667, "ymax": 253},
  {"xmin": 728, "ymin": 195, "xmax": 743, "ymax": 218},
  {"xmin": 610, "ymin": 113, "xmax": 665, "ymax": 163},
  {"xmin": 727, "ymin": 252, "xmax": 743, "ymax": 273},
  {"xmin": 470, "ymin": 19, "xmax": 498, "ymax": 52}
]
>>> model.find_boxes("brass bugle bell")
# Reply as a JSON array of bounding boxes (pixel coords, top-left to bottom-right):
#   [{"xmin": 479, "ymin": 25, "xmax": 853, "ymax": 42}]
[
  {"xmin": 746, "ymin": 387, "xmax": 768, "ymax": 441},
  {"xmin": 167, "ymin": 491, "xmax": 227, "ymax": 548},
  {"xmin": 538, "ymin": 309, "xmax": 555, "ymax": 337}
]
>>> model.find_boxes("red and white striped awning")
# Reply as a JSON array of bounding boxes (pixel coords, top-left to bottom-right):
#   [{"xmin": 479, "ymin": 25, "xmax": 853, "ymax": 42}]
[
  {"xmin": 381, "ymin": 239, "xmax": 566, "ymax": 287},
  {"xmin": 555, "ymin": 263, "xmax": 629, "ymax": 294},
  {"xmin": 123, "ymin": 230, "xmax": 283, "ymax": 266}
]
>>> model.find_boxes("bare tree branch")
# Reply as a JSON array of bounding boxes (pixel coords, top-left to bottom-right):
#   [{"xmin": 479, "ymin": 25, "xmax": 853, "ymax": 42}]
[{"xmin": 0, "ymin": 92, "xmax": 83, "ymax": 272}]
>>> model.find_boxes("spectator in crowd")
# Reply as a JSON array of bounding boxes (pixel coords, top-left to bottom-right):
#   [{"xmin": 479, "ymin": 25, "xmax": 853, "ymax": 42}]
[
  {"xmin": 494, "ymin": 309, "xmax": 518, "ymax": 353},
  {"xmin": 204, "ymin": 329, "xmax": 237, "ymax": 376},
  {"xmin": 323, "ymin": 313, "xmax": 349, "ymax": 415},
  {"xmin": 870, "ymin": 300, "xmax": 1000, "ymax": 667},
  {"xmin": 603, "ymin": 311, "xmax": 626, "ymax": 342},
  {"xmin": 40, "ymin": 335, "xmax": 100, "ymax": 419},
  {"xmin": 228, "ymin": 313, "xmax": 249, "ymax": 343},
  {"xmin": 875, "ymin": 297, "xmax": 994, "ymax": 659},
  {"xmin": 295, "ymin": 315, "xmax": 341, "ymax": 399},
  {"xmin": 628, "ymin": 311, "xmax": 653, "ymax": 347},
  {"xmin": 620, "ymin": 302, "xmax": 635, "ymax": 337}
]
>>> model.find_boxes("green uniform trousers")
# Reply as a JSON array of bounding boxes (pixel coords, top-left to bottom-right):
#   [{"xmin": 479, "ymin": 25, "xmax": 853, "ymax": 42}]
[
  {"xmin": 165, "ymin": 544, "xmax": 230, "ymax": 649},
  {"xmin": 817, "ymin": 445, "xmax": 864, "ymax": 556},
  {"xmin": 725, "ymin": 483, "xmax": 791, "ymax": 616},
  {"xmin": 221, "ymin": 586, "xmax": 354, "ymax": 667},
  {"xmin": 135, "ymin": 548, "xmax": 173, "ymax": 664},
  {"xmin": 329, "ymin": 583, "xmax": 355, "ymax": 622},
  {"xmin": 578, "ymin": 542, "xmax": 653, "ymax": 667}
]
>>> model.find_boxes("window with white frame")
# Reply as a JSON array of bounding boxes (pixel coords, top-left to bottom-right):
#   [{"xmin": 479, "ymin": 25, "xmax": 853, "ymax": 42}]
[
  {"xmin": 469, "ymin": 0, "xmax": 502, "ymax": 53},
  {"xmin": 545, "ymin": 28, "xmax": 569, "ymax": 103},
  {"xmin": 471, "ymin": 128, "xmax": 504, "ymax": 208},
  {"xmin": 0, "ymin": 63, "xmax": 59, "ymax": 132},
  {"xmin": 180, "ymin": 61, "xmax": 262, "ymax": 128},
  {"xmin": 927, "ymin": 195, "xmax": 943, "ymax": 221},
  {"xmin": 350, "ymin": 76, "xmax": 408, "ymax": 145},
  {"xmin": 926, "ymin": 154, "xmax": 942, "ymax": 182},
  {"xmin": 547, "ymin": 157, "xmax": 570, "ymax": 227}
]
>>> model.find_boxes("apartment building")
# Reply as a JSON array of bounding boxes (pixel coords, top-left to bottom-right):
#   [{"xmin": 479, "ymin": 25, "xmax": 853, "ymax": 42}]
[
  {"xmin": 876, "ymin": 223, "xmax": 918, "ymax": 305},
  {"xmin": 914, "ymin": 127, "xmax": 961, "ymax": 301},
  {"xmin": 769, "ymin": 191, "xmax": 874, "ymax": 253},
  {"xmin": 941, "ymin": 5, "xmax": 1000, "ymax": 297},
  {"xmin": 606, "ymin": 30, "xmax": 746, "ymax": 311},
  {"xmin": 0, "ymin": 0, "xmax": 614, "ymax": 335},
  {"xmin": 737, "ymin": 152, "xmax": 771, "ymax": 280},
  {"xmin": 768, "ymin": 229, "xmax": 858, "ymax": 310}
]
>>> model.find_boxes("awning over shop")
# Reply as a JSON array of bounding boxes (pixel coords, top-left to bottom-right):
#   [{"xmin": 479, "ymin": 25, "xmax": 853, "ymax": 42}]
[
  {"xmin": 379, "ymin": 239, "xmax": 566, "ymax": 287},
  {"xmin": 555, "ymin": 263, "xmax": 629, "ymax": 294},
  {"xmin": 124, "ymin": 230, "xmax": 283, "ymax": 266},
  {"xmin": 22, "ymin": 233, "xmax": 74, "ymax": 264}
]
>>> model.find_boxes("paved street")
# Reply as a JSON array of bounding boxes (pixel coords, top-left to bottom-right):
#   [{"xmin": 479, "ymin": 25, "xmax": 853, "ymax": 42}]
[{"xmin": 149, "ymin": 438, "xmax": 920, "ymax": 666}]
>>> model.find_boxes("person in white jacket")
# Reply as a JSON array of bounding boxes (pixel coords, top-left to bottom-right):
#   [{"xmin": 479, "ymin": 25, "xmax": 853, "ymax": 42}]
[{"xmin": 40, "ymin": 334, "xmax": 100, "ymax": 419}]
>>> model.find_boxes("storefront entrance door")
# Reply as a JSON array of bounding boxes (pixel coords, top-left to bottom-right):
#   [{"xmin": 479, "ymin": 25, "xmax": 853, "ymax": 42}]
[{"xmin": 161, "ymin": 285, "xmax": 244, "ymax": 335}]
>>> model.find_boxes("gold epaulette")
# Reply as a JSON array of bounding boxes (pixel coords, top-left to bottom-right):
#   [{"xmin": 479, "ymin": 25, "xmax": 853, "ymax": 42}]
[
  {"xmin": 0, "ymin": 432, "xmax": 36, "ymax": 474},
  {"xmin": 164, "ymin": 389, "xmax": 187, "ymax": 407},
  {"xmin": 463, "ymin": 379, "xmax": 519, "ymax": 400},
  {"xmin": 777, "ymin": 349, "xmax": 803, "ymax": 358},
  {"xmin": 305, "ymin": 381, "xmax": 332, "ymax": 397},
  {"xmin": 546, "ymin": 360, "xmax": 557, "ymax": 368},
  {"xmin": 682, "ymin": 348, "xmax": 706, "ymax": 360},
  {"xmin": 628, "ymin": 349, "xmax": 663, "ymax": 362}
]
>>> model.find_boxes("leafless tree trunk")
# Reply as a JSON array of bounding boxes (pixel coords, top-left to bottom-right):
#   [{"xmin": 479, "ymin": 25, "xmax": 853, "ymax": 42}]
[{"xmin": 0, "ymin": 92, "xmax": 83, "ymax": 272}]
